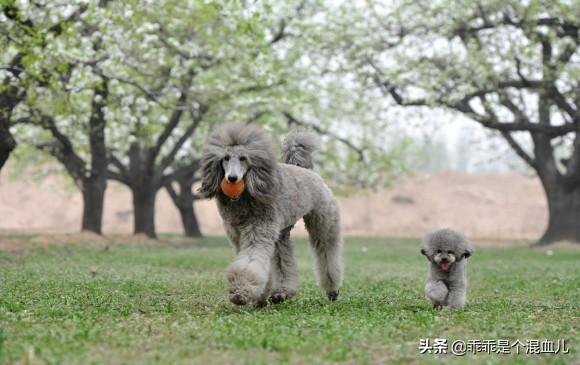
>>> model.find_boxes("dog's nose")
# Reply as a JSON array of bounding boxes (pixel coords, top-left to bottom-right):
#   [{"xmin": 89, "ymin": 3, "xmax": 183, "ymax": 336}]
[
  {"xmin": 227, "ymin": 175, "xmax": 238, "ymax": 183},
  {"xmin": 440, "ymin": 257, "xmax": 449, "ymax": 263}
]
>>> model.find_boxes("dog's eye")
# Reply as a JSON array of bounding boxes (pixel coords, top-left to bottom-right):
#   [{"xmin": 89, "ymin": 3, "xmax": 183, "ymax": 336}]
[
  {"xmin": 239, "ymin": 156, "xmax": 247, "ymax": 161},
  {"xmin": 224, "ymin": 155, "xmax": 230, "ymax": 161},
  {"xmin": 436, "ymin": 250, "xmax": 442, "ymax": 254},
  {"xmin": 447, "ymin": 251, "xmax": 454, "ymax": 255}
]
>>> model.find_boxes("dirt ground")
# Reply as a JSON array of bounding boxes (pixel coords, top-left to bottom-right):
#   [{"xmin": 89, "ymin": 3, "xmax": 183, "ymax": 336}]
[{"xmin": 0, "ymin": 170, "xmax": 548, "ymax": 245}]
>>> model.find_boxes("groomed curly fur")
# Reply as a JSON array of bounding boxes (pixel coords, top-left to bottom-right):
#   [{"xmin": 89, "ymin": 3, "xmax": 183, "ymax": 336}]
[
  {"xmin": 199, "ymin": 124, "xmax": 278, "ymax": 204},
  {"xmin": 200, "ymin": 123, "xmax": 343, "ymax": 307},
  {"xmin": 420, "ymin": 228, "xmax": 474, "ymax": 309},
  {"xmin": 281, "ymin": 129, "xmax": 320, "ymax": 169}
]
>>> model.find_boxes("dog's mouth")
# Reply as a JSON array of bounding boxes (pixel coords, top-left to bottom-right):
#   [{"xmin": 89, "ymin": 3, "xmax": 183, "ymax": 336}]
[{"xmin": 440, "ymin": 262, "xmax": 450, "ymax": 271}]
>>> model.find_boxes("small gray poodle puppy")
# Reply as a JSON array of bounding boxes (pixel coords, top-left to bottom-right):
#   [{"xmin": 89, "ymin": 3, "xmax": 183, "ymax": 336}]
[
  {"xmin": 420, "ymin": 229, "xmax": 474, "ymax": 309},
  {"xmin": 199, "ymin": 123, "xmax": 343, "ymax": 307}
]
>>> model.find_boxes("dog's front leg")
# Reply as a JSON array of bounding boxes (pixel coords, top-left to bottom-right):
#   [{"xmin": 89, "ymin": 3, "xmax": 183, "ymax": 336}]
[
  {"xmin": 226, "ymin": 223, "xmax": 278, "ymax": 306},
  {"xmin": 446, "ymin": 284, "xmax": 467, "ymax": 309},
  {"xmin": 425, "ymin": 280, "xmax": 448, "ymax": 308},
  {"xmin": 224, "ymin": 225, "xmax": 241, "ymax": 253}
]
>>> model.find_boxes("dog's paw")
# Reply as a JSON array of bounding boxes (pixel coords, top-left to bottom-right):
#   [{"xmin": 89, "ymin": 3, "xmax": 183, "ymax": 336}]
[
  {"xmin": 226, "ymin": 264, "xmax": 265, "ymax": 306},
  {"xmin": 447, "ymin": 302, "xmax": 466, "ymax": 310},
  {"xmin": 229, "ymin": 292, "xmax": 249, "ymax": 306},
  {"xmin": 269, "ymin": 292, "xmax": 287, "ymax": 304},
  {"xmin": 327, "ymin": 290, "xmax": 339, "ymax": 302}
]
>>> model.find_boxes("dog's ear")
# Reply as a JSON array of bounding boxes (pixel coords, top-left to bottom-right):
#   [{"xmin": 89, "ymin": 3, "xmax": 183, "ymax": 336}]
[
  {"xmin": 460, "ymin": 240, "xmax": 474, "ymax": 260},
  {"xmin": 243, "ymin": 135, "xmax": 278, "ymax": 204},
  {"xmin": 245, "ymin": 163, "xmax": 278, "ymax": 204},
  {"xmin": 198, "ymin": 144, "xmax": 224, "ymax": 199},
  {"xmin": 420, "ymin": 243, "xmax": 431, "ymax": 261}
]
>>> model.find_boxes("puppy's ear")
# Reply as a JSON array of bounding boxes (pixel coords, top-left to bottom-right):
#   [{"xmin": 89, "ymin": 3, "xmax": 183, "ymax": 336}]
[
  {"xmin": 462, "ymin": 247, "xmax": 474, "ymax": 259},
  {"xmin": 460, "ymin": 240, "xmax": 474, "ymax": 260},
  {"xmin": 420, "ymin": 244, "xmax": 431, "ymax": 261}
]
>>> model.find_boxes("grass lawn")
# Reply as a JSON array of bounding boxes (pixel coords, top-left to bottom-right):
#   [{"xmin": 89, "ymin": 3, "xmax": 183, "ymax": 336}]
[{"xmin": 0, "ymin": 236, "xmax": 578, "ymax": 364}]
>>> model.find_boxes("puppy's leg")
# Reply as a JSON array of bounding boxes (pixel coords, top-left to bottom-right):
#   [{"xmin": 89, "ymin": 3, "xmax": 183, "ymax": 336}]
[
  {"xmin": 304, "ymin": 205, "xmax": 343, "ymax": 301},
  {"xmin": 269, "ymin": 228, "xmax": 299, "ymax": 304},
  {"xmin": 425, "ymin": 280, "xmax": 448, "ymax": 307},
  {"xmin": 446, "ymin": 285, "xmax": 467, "ymax": 309},
  {"xmin": 227, "ymin": 223, "xmax": 278, "ymax": 306}
]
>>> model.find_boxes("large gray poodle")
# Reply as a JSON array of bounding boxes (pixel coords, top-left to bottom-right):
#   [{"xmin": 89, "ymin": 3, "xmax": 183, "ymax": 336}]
[
  {"xmin": 199, "ymin": 123, "xmax": 343, "ymax": 306},
  {"xmin": 420, "ymin": 229, "xmax": 474, "ymax": 309}
]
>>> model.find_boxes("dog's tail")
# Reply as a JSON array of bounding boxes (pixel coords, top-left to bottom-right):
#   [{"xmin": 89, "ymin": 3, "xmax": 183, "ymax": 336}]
[{"xmin": 281, "ymin": 129, "xmax": 320, "ymax": 169}]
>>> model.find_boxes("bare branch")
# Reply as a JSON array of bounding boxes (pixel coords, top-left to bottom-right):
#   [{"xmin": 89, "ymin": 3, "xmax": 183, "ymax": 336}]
[
  {"xmin": 164, "ymin": 181, "xmax": 179, "ymax": 201},
  {"xmin": 368, "ymin": 60, "xmax": 428, "ymax": 106},
  {"xmin": 109, "ymin": 152, "xmax": 128, "ymax": 176},
  {"xmin": 497, "ymin": 93, "xmax": 530, "ymax": 124},
  {"xmin": 107, "ymin": 169, "xmax": 130, "ymax": 185},
  {"xmin": 499, "ymin": 131, "xmax": 537, "ymax": 169},
  {"xmin": 161, "ymin": 159, "xmax": 201, "ymax": 187},
  {"xmin": 455, "ymin": 99, "xmax": 574, "ymax": 137},
  {"xmin": 269, "ymin": 18, "xmax": 287, "ymax": 45},
  {"xmin": 157, "ymin": 24, "xmax": 220, "ymax": 70},
  {"xmin": 148, "ymin": 90, "xmax": 188, "ymax": 165},
  {"xmin": 15, "ymin": 114, "xmax": 90, "ymax": 179},
  {"xmin": 158, "ymin": 104, "xmax": 208, "ymax": 173},
  {"xmin": 244, "ymin": 110, "xmax": 268, "ymax": 125},
  {"xmin": 235, "ymin": 80, "xmax": 286, "ymax": 95},
  {"xmin": 107, "ymin": 75, "xmax": 161, "ymax": 102},
  {"xmin": 453, "ymin": 15, "xmax": 579, "ymax": 40},
  {"xmin": 268, "ymin": 0, "xmax": 306, "ymax": 45},
  {"xmin": 548, "ymin": 86, "xmax": 579, "ymax": 121},
  {"xmin": 514, "ymin": 56, "xmax": 530, "ymax": 85},
  {"xmin": 88, "ymin": 79, "xmax": 108, "ymax": 174},
  {"xmin": 379, "ymin": 80, "xmax": 577, "ymax": 137},
  {"xmin": 0, "ymin": 66, "xmax": 25, "ymax": 75}
]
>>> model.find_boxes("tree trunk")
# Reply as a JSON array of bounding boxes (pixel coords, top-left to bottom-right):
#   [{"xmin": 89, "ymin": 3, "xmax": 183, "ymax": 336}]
[
  {"xmin": 132, "ymin": 185, "xmax": 158, "ymax": 238},
  {"xmin": 0, "ymin": 120, "xmax": 16, "ymax": 172},
  {"xmin": 81, "ymin": 176, "xmax": 107, "ymax": 234},
  {"xmin": 164, "ymin": 175, "xmax": 203, "ymax": 238},
  {"xmin": 177, "ymin": 203, "xmax": 202, "ymax": 237},
  {"xmin": 529, "ymin": 90, "xmax": 580, "ymax": 245},
  {"xmin": 538, "ymin": 184, "xmax": 580, "ymax": 245},
  {"xmin": 80, "ymin": 79, "xmax": 109, "ymax": 234}
]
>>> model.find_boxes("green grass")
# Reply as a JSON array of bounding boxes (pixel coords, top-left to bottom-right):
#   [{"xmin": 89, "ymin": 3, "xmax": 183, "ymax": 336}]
[{"xmin": 0, "ymin": 236, "xmax": 578, "ymax": 364}]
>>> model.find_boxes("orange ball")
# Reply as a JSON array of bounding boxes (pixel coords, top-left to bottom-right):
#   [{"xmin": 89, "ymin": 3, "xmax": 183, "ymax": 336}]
[{"xmin": 220, "ymin": 178, "xmax": 245, "ymax": 198}]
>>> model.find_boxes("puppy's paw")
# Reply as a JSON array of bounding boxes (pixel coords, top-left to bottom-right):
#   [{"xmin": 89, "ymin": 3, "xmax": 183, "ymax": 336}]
[
  {"xmin": 447, "ymin": 302, "xmax": 466, "ymax": 310},
  {"xmin": 425, "ymin": 281, "xmax": 448, "ymax": 305},
  {"xmin": 327, "ymin": 290, "xmax": 339, "ymax": 302},
  {"xmin": 446, "ymin": 292, "xmax": 467, "ymax": 309}
]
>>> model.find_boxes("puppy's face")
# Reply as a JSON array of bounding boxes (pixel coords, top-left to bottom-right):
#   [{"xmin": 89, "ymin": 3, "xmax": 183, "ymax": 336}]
[
  {"xmin": 222, "ymin": 145, "xmax": 250, "ymax": 184},
  {"xmin": 421, "ymin": 229, "xmax": 473, "ymax": 272},
  {"xmin": 431, "ymin": 247, "xmax": 457, "ymax": 272}
]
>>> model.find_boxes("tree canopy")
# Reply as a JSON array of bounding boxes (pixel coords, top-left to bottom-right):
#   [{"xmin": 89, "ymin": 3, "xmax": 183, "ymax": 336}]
[
  {"xmin": 2, "ymin": 0, "xmax": 413, "ymax": 237},
  {"xmin": 349, "ymin": 0, "xmax": 580, "ymax": 243}
]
